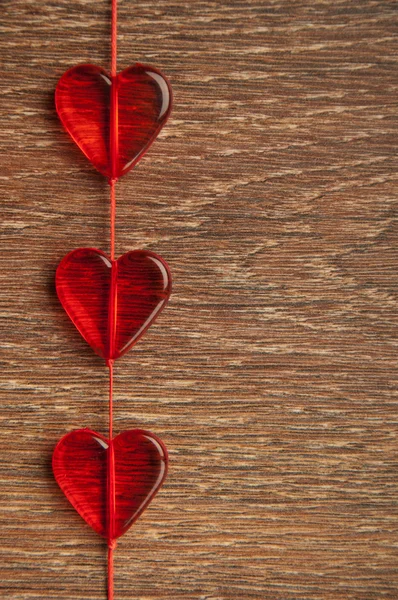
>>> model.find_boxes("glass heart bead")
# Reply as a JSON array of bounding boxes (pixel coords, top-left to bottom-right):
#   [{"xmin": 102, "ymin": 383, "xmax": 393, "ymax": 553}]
[
  {"xmin": 55, "ymin": 63, "xmax": 172, "ymax": 179},
  {"xmin": 53, "ymin": 429, "xmax": 168, "ymax": 540},
  {"xmin": 56, "ymin": 248, "xmax": 172, "ymax": 361}
]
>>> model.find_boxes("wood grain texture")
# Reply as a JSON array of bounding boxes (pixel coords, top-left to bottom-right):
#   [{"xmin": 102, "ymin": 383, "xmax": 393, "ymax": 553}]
[{"xmin": 1, "ymin": 1, "xmax": 398, "ymax": 598}]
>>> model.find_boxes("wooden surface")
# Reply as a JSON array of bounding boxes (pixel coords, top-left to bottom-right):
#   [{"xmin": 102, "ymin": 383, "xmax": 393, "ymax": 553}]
[{"xmin": 1, "ymin": 1, "xmax": 398, "ymax": 598}]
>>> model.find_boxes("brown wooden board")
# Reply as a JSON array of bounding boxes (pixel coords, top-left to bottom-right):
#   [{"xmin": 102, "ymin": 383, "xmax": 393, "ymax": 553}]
[{"xmin": 1, "ymin": 1, "xmax": 398, "ymax": 598}]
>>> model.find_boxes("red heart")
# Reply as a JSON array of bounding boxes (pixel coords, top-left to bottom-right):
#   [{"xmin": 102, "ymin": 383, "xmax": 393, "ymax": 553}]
[
  {"xmin": 56, "ymin": 248, "xmax": 172, "ymax": 361},
  {"xmin": 55, "ymin": 63, "xmax": 172, "ymax": 179},
  {"xmin": 53, "ymin": 428, "xmax": 168, "ymax": 540}
]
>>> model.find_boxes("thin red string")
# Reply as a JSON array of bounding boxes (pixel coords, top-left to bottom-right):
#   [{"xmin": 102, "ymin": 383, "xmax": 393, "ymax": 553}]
[
  {"xmin": 108, "ymin": 540, "xmax": 117, "ymax": 600},
  {"xmin": 109, "ymin": 0, "xmax": 118, "ymax": 254},
  {"xmin": 108, "ymin": 360, "xmax": 114, "ymax": 440},
  {"xmin": 108, "ymin": 545, "xmax": 114, "ymax": 599},
  {"xmin": 108, "ymin": 2, "xmax": 118, "ymax": 598},
  {"xmin": 111, "ymin": 0, "xmax": 117, "ymax": 77},
  {"xmin": 108, "ymin": 360, "xmax": 116, "ymax": 599},
  {"xmin": 110, "ymin": 179, "xmax": 116, "ymax": 261}
]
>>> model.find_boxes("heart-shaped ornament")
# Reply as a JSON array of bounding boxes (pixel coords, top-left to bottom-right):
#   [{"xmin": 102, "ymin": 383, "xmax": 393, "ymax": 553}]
[
  {"xmin": 56, "ymin": 248, "xmax": 171, "ymax": 361},
  {"xmin": 55, "ymin": 63, "xmax": 172, "ymax": 179},
  {"xmin": 53, "ymin": 428, "xmax": 168, "ymax": 540}
]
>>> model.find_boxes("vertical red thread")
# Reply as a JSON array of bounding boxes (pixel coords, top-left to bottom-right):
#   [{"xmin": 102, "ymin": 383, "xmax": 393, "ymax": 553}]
[
  {"xmin": 109, "ymin": 0, "xmax": 118, "ymax": 251},
  {"xmin": 110, "ymin": 180, "xmax": 116, "ymax": 261},
  {"xmin": 108, "ymin": 360, "xmax": 114, "ymax": 440},
  {"xmin": 111, "ymin": 0, "xmax": 117, "ymax": 77},
  {"xmin": 107, "ymin": 436, "xmax": 116, "ymax": 542},
  {"xmin": 106, "ymin": 264, "xmax": 117, "ymax": 598},
  {"xmin": 108, "ymin": 540, "xmax": 117, "ymax": 600},
  {"xmin": 108, "ymin": 545, "xmax": 114, "ymax": 600},
  {"xmin": 107, "ymin": 361, "xmax": 116, "ymax": 599},
  {"xmin": 108, "ymin": 2, "xmax": 118, "ymax": 598}
]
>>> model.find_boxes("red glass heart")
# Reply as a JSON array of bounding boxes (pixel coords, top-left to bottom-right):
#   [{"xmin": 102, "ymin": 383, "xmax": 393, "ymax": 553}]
[
  {"xmin": 55, "ymin": 63, "xmax": 172, "ymax": 179},
  {"xmin": 56, "ymin": 248, "xmax": 171, "ymax": 361},
  {"xmin": 53, "ymin": 428, "xmax": 168, "ymax": 540}
]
